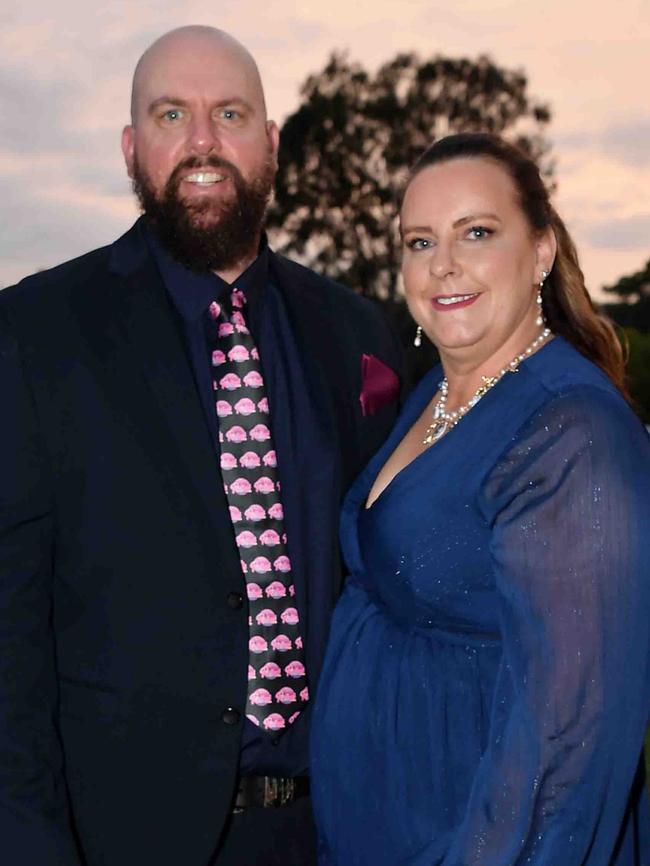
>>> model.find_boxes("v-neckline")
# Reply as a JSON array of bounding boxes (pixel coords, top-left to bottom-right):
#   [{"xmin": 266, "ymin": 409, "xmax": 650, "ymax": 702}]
[
  {"xmin": 361, "ymin": 337, "xmax": 559, "ymax": 514},
  {"xmin": 361, "ymin": 364, "xmax": 445, "ymax": 512}
]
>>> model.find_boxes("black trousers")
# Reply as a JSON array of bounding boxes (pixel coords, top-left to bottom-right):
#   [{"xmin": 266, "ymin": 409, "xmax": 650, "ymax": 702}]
[{"xmin": 214, "ymin": 796, "xmax": 318, "ymax": 865}]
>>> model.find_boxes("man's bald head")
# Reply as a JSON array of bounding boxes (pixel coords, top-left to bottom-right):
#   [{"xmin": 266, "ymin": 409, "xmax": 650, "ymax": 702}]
[
  {"xmin": 130, "ymin": 26, "xmax": 267, "ymax": 125},
  {"xmin": 121, "ymin": 25, "xmax": 279, "ymax": 279}
]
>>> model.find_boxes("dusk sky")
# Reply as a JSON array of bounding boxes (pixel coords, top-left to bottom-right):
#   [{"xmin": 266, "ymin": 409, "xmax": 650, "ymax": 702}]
[{"xmin": 2, "ymin": 0, "xmax": 649, "ymax": 300}]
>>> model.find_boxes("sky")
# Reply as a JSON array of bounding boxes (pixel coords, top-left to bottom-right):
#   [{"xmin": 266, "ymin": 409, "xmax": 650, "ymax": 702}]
[{"xmin": 2, "ymin": 0, "xmax": 650, "ymax": 300}]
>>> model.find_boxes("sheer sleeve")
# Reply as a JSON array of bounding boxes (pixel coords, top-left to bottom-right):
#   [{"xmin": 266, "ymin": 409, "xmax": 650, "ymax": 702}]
[{"xmin": 442, "ymin": 385, "xmax": 650, "ymax": 866}]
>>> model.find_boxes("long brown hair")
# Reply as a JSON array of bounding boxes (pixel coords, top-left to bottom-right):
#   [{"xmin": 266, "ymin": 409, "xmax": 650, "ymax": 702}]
[{"xmin": 407, "ymin": 133, "xmax": 630, "ymax": 399}]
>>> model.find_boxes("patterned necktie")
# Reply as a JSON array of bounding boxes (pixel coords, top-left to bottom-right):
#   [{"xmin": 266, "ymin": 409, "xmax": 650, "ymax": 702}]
[{"xmin": 209, "ymin": 289, "xmax": 309, "ymax": 733}]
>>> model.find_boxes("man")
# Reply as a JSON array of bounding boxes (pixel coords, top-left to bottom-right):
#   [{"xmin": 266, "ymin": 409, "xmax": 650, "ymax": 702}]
[{"xmin": 0, "ymin": 25, "xmax": 402, "ymax": 866}]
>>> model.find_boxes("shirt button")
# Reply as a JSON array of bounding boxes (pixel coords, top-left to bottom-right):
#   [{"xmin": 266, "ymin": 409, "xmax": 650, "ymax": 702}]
[
  {"xmin": 226, "ymin": 592, "xmax": 244, "ymax": 610},
  {"xmin": 221, "ymin": 708, "xmax": 240, "ymax": 726}
]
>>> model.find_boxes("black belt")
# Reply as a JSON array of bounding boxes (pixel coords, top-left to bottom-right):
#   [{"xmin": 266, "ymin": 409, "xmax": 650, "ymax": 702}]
[{"xmin": 232, "ymin": 774, "xmax": 310, "ymax": 813}]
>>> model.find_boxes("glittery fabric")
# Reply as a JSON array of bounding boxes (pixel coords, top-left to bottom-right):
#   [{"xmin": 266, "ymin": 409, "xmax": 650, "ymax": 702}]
[{"xmin": 311, "ymin": 338, "xmax": 650, "ymax": 865}]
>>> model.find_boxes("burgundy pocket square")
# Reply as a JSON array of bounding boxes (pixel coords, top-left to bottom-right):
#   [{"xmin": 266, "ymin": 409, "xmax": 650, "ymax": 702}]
[{"xmin": 359, "ymin": 353, "xmax": 400, "ymax": 417}]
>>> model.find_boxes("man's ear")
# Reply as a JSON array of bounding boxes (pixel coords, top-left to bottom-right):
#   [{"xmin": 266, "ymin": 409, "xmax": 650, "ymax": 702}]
[
  {"xmin": 121, "ymin": 125, "xmax": 136, "ymax": 179},
  {"xmin": 266, "ymin": 120, "xmax": 280, "ymax": 163}
]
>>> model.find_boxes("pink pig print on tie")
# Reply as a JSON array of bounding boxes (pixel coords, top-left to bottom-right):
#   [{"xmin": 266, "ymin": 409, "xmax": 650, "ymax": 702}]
[
  {"xmin": 234, "ymin": 397, "xmax": 256, "ymax": 416},
  {"xmin": 250, "ymin": 556, "xmax": 272, "ymax": 574},
  {"xmin": 250, "ymin": 424, "xmax": 271, "ymax": 442},
  {"xmin": 256, "ymin": 608, "xmax": 278, "ymax": 626},
  {"xmin": 285, "ymin": 661, "xmax": 306, "ymax": 678},
  {"xmin": 226, "ymin": 426, "xmax": 247, "ymax": 443},
  {"xmin": 221, "ymin": 453, "xmax": 238, "ymax": 471},
  {"xmin": 236, "ymin": 531, "xmax": 257, "ymax": 549},
  {"xmin": 244, "ymin": 504, "xmax": 266, "ymax": 522},
  {"xmin": 249, "ymin": 688, "xmax": 273, "ymax": 706},
  {"xmin": 260, "ymin": 662, "xmax": 282, "ymax": 679},
  {"xmin": 210, "ymin": 288, "xmax": 309, "ymax": 731},
  {"xmin": 265, "ymin": 581, "xmax": 287, "ymax": 599},
  {"xmin": 263, "ymin": 713, "xmax": 286, "ymax": 731},
  {"xmin": 259, "ymin": 529, "xmax": 281, "ymax": 546},
  {"xmin": 247, "ymin": 583, "xmax": 263, "ymax": 601},
  {"xmin": 228, "ymin": 345, "xmax": 249, "ymax": 362},
  {"xmin": 239, "ymin": 451, "xmax": 261, "ymax": 469}
]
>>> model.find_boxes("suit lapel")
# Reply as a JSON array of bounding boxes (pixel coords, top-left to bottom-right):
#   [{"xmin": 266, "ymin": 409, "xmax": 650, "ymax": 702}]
[
  {"xmin": 269, "ymin": 254, "xmax": 359, "ymax": 488},
  {"xmin": 105, "ymin": 223, "xmax": 239, "ymax": 560}
]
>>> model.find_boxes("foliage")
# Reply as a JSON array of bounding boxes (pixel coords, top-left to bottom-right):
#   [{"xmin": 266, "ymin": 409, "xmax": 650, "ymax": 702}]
[
  {"xmin": 602, "ymin": 259, "xmax": 650, "ymax": 332},
  {"xmin": 268, "ymin": 52, "xmax": 553, "ymax": 300},
  {"xmin": 603, "ymin": 258, "xmax": 650, "ymax": 303},
  {"xmin": 622, "ymin": 328, "xmax": 650, "ymax": 423}
]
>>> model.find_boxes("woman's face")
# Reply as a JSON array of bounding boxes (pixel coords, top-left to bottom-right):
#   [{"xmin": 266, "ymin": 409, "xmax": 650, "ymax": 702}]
[{"xmin": 400, "ymin": 157, "xmax": 555, "ymax": 366}]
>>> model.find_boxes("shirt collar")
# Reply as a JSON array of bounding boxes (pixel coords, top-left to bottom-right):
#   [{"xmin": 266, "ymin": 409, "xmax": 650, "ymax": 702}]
[{"xmin": 143, "ymin": 221, "xmax": 270, "ymax": 323}]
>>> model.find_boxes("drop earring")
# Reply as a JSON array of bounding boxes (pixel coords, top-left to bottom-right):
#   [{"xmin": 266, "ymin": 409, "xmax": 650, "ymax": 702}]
[
  {"xmin": 536, "ymin": 270, "xmax": 548, "ymax": 327},
  {"xmin": 414, "ymin": 325, "xmax": 423, "ymax": 348}
]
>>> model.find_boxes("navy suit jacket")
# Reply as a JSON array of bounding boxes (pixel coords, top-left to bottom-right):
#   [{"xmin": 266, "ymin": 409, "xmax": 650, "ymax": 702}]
[{"xmin": 0, "ymin": 222, "xmax": 402, "ymax": 866}]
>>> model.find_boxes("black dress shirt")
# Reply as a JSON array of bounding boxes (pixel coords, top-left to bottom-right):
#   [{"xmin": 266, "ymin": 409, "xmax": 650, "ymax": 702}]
[{"xmin": 144, "ymin": 225, "xmax": 316, "ymax": 776}]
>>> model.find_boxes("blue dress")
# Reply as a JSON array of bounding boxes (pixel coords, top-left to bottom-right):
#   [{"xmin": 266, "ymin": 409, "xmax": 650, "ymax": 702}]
[{"xmin": 311, "ymin": 338, "xmax": 650, "ymax": 866}]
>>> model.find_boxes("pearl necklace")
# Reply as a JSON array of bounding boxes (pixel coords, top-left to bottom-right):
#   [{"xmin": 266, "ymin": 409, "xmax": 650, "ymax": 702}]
[{"xmin": 423, "ymin": 328, "xmax": 552, "ymax": 446}]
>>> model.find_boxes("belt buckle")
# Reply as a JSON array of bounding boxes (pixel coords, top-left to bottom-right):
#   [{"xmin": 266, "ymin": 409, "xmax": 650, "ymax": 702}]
[{"xmin": 263, "ymin": 775, "xmax": 295, "ymax": 808}]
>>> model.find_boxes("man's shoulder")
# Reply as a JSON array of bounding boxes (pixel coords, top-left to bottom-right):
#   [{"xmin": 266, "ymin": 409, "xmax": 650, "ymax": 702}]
[
  {"xmin": 269, "ymin": 252, "xmax": 383, "ymax": 320},
  {"xmin": 0, "ymin": 221, "xmax": 149, "ymax": 324},
  {"xmin": 1, "ymin": 244, "xmax": 113, "ymax": 312}
]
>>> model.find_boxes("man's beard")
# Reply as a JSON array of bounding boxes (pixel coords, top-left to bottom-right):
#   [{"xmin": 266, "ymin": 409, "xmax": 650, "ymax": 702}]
[{"xmin": 132, "ymin": 153, "xmax": 276, "ymax": 274}]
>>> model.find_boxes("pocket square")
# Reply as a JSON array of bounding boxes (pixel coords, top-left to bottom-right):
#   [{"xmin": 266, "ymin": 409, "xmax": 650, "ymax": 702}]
[{"xmin": 359, "ymin": 353, "xmax": 400, "ymax": 417}]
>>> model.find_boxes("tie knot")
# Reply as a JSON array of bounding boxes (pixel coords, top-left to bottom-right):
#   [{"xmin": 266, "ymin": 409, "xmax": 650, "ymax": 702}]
[
  {"xmin": 208, "ymin": 289, "xmax": 246, "ymax": 324},
  {"xmin": 209, "ymin": 290, "xmax": 251, "ymax": 343}
]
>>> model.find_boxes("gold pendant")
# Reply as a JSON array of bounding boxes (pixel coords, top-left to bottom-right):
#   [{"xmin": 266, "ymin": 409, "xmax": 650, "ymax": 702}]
[{"xmin": 423, "ymin": 417, "xmax": 448, "ymax": 445}]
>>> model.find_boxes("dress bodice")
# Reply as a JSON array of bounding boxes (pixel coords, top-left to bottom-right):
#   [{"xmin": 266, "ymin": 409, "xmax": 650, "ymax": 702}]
[{"xmin": 311, "ymin": 338, "xmax": 650, "ymax": 866}]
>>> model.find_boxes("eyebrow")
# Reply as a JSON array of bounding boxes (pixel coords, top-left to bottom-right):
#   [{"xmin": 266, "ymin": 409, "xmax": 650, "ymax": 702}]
[
  {"xmin": 452, "ymin": 212, "xmax": 501, "ymax": 228},
  {"xmin": 147, "ymin": 96, "xmax": 254, "ymax": 115},
  {"xmin": 401, "ymin": 212, "xmax": 502, "ymax": 236}
]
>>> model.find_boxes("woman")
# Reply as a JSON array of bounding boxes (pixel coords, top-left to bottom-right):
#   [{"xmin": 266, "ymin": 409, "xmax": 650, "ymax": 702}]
[{"xmin": 310, "ymin": 133, "xmax": 650, "ymax": 865}]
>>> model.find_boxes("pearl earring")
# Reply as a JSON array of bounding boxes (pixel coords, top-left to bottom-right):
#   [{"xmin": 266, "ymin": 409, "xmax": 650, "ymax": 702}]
[
  {"xmin": 536, "ymin": 270, "xmax": 548, "ymax": 327},
  {"xmin": 414, "ymin": 325, "xmax": 423, "ymax": 348}
]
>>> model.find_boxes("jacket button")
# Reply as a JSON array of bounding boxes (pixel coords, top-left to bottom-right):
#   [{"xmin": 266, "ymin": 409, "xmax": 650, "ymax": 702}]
[
  {"xmin": 221, "ymin": 708, "xmax": 240, "ymax": 726},
  {"xmin": 226, "ymin": 592, "xmax": 244, "ymax": 609}
]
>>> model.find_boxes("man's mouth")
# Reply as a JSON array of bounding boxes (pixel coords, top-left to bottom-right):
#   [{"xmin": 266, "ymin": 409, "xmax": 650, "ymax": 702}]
[{"xmin": 182, "ymin": 171, "xmax": 227, "ymax": 185}]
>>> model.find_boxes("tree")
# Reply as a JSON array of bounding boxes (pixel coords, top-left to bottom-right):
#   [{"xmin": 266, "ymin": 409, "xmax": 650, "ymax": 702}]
[
  {"xmin": 602, "ymin": 259, "xmax": 650, "ymax": 332},
  {"xmin": 268, "ymin": 52, "xmax": 553, "ymax": 300},
  {"xmin": 622, "ymin": 328, "xmax": 650, "ymax": 423}
]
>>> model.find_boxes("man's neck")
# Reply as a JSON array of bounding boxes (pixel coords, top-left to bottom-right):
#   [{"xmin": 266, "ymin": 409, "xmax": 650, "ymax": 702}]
[{"xmin": 213, "ymin": 234, "xmax": 262, "ymax": 285}]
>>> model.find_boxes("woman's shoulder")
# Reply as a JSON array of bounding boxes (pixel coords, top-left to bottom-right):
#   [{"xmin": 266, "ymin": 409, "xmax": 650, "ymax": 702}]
[
  {"xmin": 520, "ymin": 336, "xmax": 645, "ymax": 431},
  {"xmin": 525, "ymin": 336, "xmax": 620, "ymax": 398},
  {"xmin": 500, "ymin": 338, "xmax": 649, "ymax": 467},
  {"xmin": 481, "ymin": 337, "xmax": 649, "ymax": 483},
  {"xmin": 480, "ymin": 346, "xmax": 650, "ymax": 516}
]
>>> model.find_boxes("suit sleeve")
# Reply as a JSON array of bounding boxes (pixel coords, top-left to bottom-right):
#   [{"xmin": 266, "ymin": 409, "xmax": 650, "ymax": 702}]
[
  {"xmin": 0, "ymin": 308, "xmax": 83, "ymax": 864},
  {"xmin": 440, "ymin": 387, "xmax": 650, "ymax": 865}
]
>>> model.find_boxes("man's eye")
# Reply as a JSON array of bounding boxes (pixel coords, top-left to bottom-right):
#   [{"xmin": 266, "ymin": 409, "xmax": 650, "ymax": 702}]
[
  {"xmin": 220, "ymin": 108, "xmax": 240, "ymax": 120},
  {"xmin": 161, "ymin": 109, "xmax": 183, "ymax": 122}
]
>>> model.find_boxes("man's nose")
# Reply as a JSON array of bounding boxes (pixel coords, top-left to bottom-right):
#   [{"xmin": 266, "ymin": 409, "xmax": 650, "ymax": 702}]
[{"xmin": 187, "ymin": 114, "xmax": 221, "ymax": 154}]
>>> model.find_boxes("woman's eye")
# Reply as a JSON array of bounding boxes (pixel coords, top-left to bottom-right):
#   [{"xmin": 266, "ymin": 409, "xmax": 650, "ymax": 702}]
[
  {"xmin": 467, "ymin": 226, "xmax": 492, "ymax": 240},
  {"xmin": 406, "ymin": 238, "xmax": 431, "ymax": 250}
]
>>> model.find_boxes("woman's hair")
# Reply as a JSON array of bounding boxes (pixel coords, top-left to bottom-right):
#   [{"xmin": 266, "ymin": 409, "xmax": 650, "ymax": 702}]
[{"xmin": 406, "ymin": 133, "xmax": 629, "ymax": 399}]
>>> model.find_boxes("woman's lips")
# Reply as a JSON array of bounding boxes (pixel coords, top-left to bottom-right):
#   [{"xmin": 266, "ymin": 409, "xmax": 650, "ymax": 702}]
[{"xmin": 431, "ymin": 293, "xmax": 480, "ymax": 311}]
